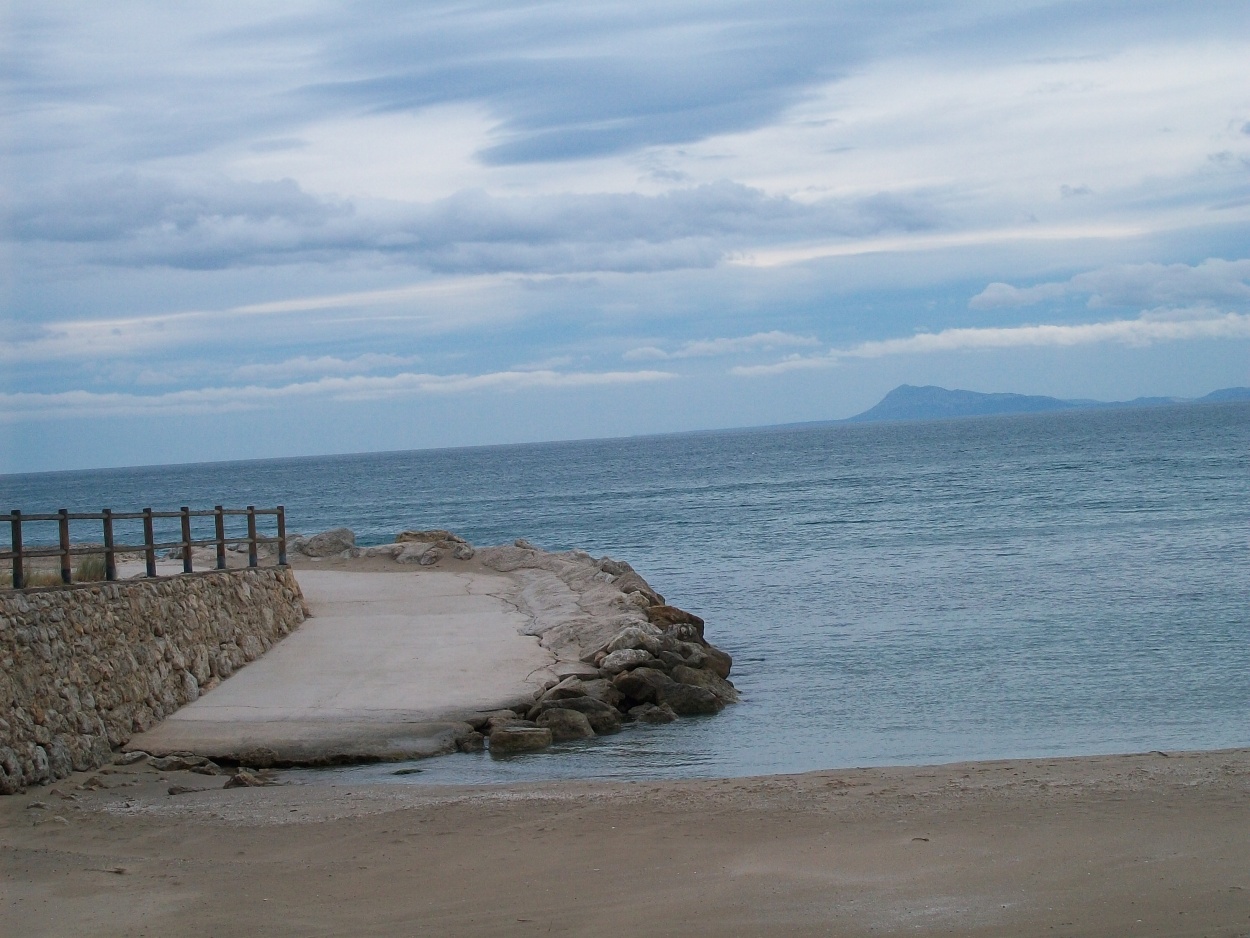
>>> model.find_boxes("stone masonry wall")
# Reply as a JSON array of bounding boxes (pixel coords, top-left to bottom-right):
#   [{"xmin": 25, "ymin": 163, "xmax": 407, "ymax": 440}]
[{"xmin": 0, "ymin": 567, "xmax": 307, "ymax": 794}]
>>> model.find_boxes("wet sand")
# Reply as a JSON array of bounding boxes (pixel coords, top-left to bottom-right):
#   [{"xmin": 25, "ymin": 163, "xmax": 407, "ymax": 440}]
[{"xmin": 4, "ymin": 747, "xmax": 1248, "ymax": 937}]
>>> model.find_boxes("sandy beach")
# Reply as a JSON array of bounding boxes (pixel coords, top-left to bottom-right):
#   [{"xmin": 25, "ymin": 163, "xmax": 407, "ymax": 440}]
[
  {"xmin": 6, "ymin": 539, "xmax": 1249, "ymax": 935},
  {"xmin": 3, "ymin": 746, "xmax": 1249, "ymax": 937}
]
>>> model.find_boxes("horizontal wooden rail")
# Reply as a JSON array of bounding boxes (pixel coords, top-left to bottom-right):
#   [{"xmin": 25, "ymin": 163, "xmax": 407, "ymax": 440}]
[{"xmin": 2, "ymin": 505, "xmax": 288, "ymax": 589}]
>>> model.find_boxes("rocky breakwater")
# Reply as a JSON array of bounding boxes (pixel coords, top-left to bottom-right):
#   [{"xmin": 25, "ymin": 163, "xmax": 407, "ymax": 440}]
[{"xmin": 358, "ymin": 532, "xmax": 738, "ymax": 757}]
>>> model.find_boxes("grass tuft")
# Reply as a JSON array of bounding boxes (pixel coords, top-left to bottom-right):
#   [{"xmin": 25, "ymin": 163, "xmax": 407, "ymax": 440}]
[
  {"xmin": 0, "ymin": 553, "xmax": 109, "ymax": 588},
  {"xmin": 75, "ymin": 553, "xmax": 108, "ymax": 582}
]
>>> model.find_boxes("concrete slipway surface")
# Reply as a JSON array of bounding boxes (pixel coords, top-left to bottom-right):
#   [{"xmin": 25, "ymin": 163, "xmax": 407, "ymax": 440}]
[{"xmin": 128, "ymin": 569, "xmax": 557, "ymax": 764}]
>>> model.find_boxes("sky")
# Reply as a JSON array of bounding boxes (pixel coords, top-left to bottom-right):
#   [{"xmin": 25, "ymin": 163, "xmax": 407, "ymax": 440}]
[{"xmin": 3, "ymin": 1, "xmax": 1249, "ymax": 473}]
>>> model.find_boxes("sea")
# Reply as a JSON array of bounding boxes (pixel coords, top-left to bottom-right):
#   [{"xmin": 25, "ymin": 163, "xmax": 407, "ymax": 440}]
[{"xmin": 3, "ymin": 401, "xmax": 1248, "ymax": 785}]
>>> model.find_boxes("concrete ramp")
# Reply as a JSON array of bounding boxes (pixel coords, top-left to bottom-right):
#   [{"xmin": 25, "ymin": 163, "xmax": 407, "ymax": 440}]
[{"xmin": 128, "ymin": 569, "xmax": 557, "ymax": 764}]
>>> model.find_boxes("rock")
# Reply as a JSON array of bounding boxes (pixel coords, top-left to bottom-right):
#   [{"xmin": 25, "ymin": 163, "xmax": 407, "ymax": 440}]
[
  {"xmin": 223, "ymin": 770, "xmax": 266, "ymax": 788},
  {"xmin": 532, "ymin": 696, "xmax": 622, "ymax": 735},
  {"xmin": 614, "ymin": 572, "xmax": 664, "ymax": 605},
  {"xmin": 660, "ymin": 683, "xmax": 723, "ymax": 716},
  {"xmin": 363, "ymin": 544, "xmax": 404, "ymax": 558},
  {"xmin": 600, "ymin": 648, "xmax": 653, "ymax": 675},
  {"xmin": 514, "ymin": 538, "xmax": 537, "ymax": 550},
  {"xmin": 628, "ymin": 703, "xmax": 678, "ymax": 724},
  {"xmin": 535, "ymin": 708, "xmax": 595, "ymax": 742},
  {"xmin": 394, "ymin": 543, "xmax": 430, "ymax": 564},
  {"xmin": 604, "ymin": 626, "xmax": 663, "ymax": 656},
  {"xmin": 150, "ymin": 755, "xmax": 210, "ymax": 772},
  {"xmin": 456, "ymin": 731, "xmax": 485, "ymax": 753},
  {"xmin": 622, "ymin": 591, "xmax": 652, "ymax": 610},
  {"xmin": 646, "ymin": 605, "xmax": 704, "ymax": 641},
  {"xmin": 553, "ymin": 661, "xmax": 602, "ymax": 681},
  {"xmin": 190, "ymin": 762, "xmax": 223, "ymax": 775},
  {"xmin": 31, "ymin": 746, "xmax": 50, "ymax": 785},
  {"xmin": 671, "ymin": 664, "xmax": 740, "ymax": 703},
  {"xmin": 46, "ymin": 740, "xmax": 73, "ymax": 781},
  {"xmin": 298, "ymin": 528, "xmax": 356, "ymax": 557},
  {"xmin": 677, "ymin": 643, "xmax": 709, "ymax": 669},
  {"xmin": 540, "ymin": 676, "xmax": 588, "ymax": 701},
  {"xmin": 488, "ymin": 726, "xmax": 552, "ymax": 755},
  {"xmin": 598, "ymin": 557, "xmax": 631, "ymax": 576},
  {"xmin": 577, "ymin": 678, "xmax": 624, "ymax": 708},
  {"xmin": 612, "ymin": 667, "xmax": 678, "ymax": 705},
  {"xmin": 0, "ymin": 747, "xmax": 23, "ymax": 795},
  {"xmin": 417, "ymin": 547, "xmax": 444, "ymax": 566},
  {"xmin": 701, "ymin": 645, "xmax": 733, "ymax": 679},
  {"xmin": 451, "ymin": 543, "xmax": 475, "ymax": 561},
  {"xmin": 397, "ymin": 530, "xmax": 464, "ymax": 543},
  {"xmin": 653, "ymin": 650, "xmax": 688, "ymax": 672},
  {"xmin": 483, "ymin": 710, "xmax": 527, "ymax": 733},
  {"xmin": 167, "ymin": 785, "xmax": 204, "ymax": 796}
]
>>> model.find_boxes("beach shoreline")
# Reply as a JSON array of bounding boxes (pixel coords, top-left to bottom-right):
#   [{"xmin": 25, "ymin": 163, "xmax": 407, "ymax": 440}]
[{"xmin": 4, "ymin": 745, "xmax": 1248, "ymax": 936}]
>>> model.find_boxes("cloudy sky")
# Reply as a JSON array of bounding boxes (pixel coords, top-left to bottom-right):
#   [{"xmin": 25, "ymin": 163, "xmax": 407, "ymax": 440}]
[{"xmin": 3, "ymin": 1, "xmax": 1249, "ymax": 472}]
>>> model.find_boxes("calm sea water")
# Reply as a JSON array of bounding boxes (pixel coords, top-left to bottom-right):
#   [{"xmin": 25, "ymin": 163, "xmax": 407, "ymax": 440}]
[{"xmin": 4, "ymin": 402, "xmax": 1248, "ymax": 783}]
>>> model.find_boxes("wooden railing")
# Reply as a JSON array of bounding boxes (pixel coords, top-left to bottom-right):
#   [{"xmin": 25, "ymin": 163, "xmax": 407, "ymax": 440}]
[{"xmin": 2, "ymin": 506, "xmax": 287, "ymax": 589}]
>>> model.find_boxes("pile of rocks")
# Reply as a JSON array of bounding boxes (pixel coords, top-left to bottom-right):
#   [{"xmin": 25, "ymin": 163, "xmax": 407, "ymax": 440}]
[{"xmin": 438, "ymin": 538, "xmax": 736, "ymax": 756}]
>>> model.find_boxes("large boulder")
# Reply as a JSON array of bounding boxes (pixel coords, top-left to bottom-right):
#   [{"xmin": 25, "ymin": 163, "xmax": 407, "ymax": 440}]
[
  {"xmin": 671, "ymin": 664, "xmax": 740, "ymax": 704},
  {"xmin": 577, "ymin": 678, "xmax": 624, "ymax": 708},
  {"xmin": 553, "ymin": 661, "xmax": 602, "ymax": 681},
  {"xmin": 612, "ymin": 667, "xmax": 678, "ymax": 705},
  {"xmin": 536, "ymin": 708, "xmax": 595, "ymax": 742},
  {"xmin": 488, "ymin": 726, "xmax": 552, "ymax": 754},
  {"xmin": 397, "ymin": 529, "xmax": 465, "ymax": 543},
  {"xmin": 395, "ymin": 533, "xmax": 475, "ymax": 564},
  {"xmin": 661, "ymin": 682, "xmax": 723, "ymax": 716},
  {"xmin": 701, "ymin": 645, "xmax": 733, "ymax": 679},
  {"xmin": 614, "ymin": 572, "xmax": 664, "ymax": 605},
  {"xmin": 483, "ymin": 710, "xmax": 529, "ymax": 732},
  {"xmin": 539, "ymin": 676, "xmax": 588, "ymax": 702},
  {"xmin": 532, "ymin": 696, "xmax": 621, "ymax": 735},
  {"xmin": 646, "ymin": 605, "xmax": 705, "ymax": 641},
  {"xmin": 604, "ymin": 626, "xmax": 663, "ymax": 656},
  {"xmin": 298, "ymin": 528, "xmax": 356, "ymax": 557},
  {"xmin": 600, "ymin": 648, "xmax": 653, "ymax": 675},
  {"xmin": 628, "ymin": 703, "xmax": 678, "ymax": 724}
]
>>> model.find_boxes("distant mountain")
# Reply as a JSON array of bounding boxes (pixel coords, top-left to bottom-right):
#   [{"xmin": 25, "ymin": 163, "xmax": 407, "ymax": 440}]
[
  {"xmin": 847, "ymin": 384, "xmax": 1250, "ymax": 423},
  {"xmin": 1199, "ymin": 387, "xmax": 1250, "ymax": 403}
]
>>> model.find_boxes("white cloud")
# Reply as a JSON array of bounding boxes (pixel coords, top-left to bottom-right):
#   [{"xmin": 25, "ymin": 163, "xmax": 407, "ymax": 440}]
[
  {"xmin": 231, "ymin": 353, "xmax": 420, "ymax": 382},
  {"xmin": 733, "ymin": 311, "xmax": 1250, "ymax": 375},
  {"xmin": 0, "ymin": 368, "xmax": 676, "ymax": 421},
  {"xmin": 970, "ymin": 258, "xmax": 1250, "ymax": 310},
  {"xmin": 624, "ymin": 330, "xmax": 819, "ymax": 360},
  {"xmin": 0, "ymin": 274, "xmax": 540, "ymax": 364}
]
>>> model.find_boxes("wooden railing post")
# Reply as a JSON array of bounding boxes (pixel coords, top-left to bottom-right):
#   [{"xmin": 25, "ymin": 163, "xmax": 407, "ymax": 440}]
[
  {"xmin": 277, "ymin": 505, "xmax": 288, "ymax": 566},
  {"xmin": 143, "ymin": 508, "xmax": 156, "ymax": 578},
  {"xmin": 246, "ymin": 506, "xmax": 258, "ymax": 568},
  {"xmin": 58, "ymin": 508, "xmax": 72, "ymax": 585},
  {"xmin": 180, "ymin": 506, "xmax": 193, "ymax": 574},
  {"xmin": 214, "ymin": 506, "xmax": 227, "ymax": 570},
  {"xmin": 102, "ymin": 508, "xmax": 117, "ymax": 581},
  {"xmin": 10, "ymin": 510, "xmax": 24, "ymax": 590}
]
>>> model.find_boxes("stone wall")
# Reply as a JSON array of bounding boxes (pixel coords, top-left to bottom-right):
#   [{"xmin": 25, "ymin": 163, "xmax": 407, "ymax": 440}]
[{"xmin": 0, "ymin": 567, "xmax": 307, "ymax": 794}]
